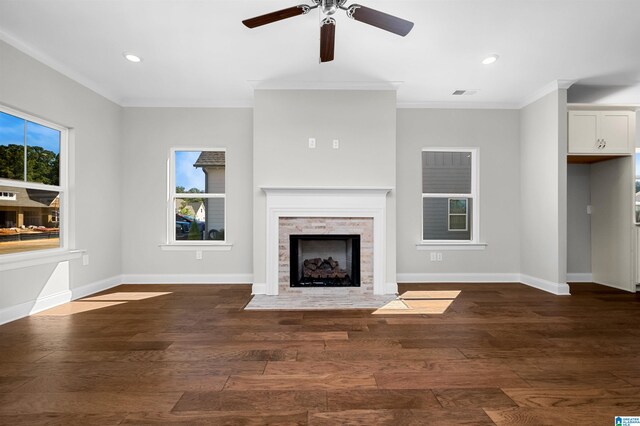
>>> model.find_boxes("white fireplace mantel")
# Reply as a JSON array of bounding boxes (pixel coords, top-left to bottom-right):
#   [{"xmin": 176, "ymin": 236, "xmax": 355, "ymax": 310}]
[{"xmin": 259, "ymin": 186, "xmax": 393, "ymax": 296}]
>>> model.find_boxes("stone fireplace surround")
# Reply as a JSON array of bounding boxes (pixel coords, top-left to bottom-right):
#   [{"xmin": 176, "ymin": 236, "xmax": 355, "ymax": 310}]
[
  {"xmin": 259, "ymin": 187, "xmax": 392, "ymax": 296},
  {"xmin": 280, "ymin": 217, "xmax": 371, "ymax": 294}
]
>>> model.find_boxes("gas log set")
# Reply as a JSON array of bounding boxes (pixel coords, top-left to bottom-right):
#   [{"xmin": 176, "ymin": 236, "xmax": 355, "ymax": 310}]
[{"xmin": 302, "ymin": 256, "xmax": 349, "ymax": 280}]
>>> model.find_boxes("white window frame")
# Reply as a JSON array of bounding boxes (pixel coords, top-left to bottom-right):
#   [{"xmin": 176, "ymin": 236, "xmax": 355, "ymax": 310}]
[
  {"xmin": 421, "ymin": 147, "xmax": 480, "ymax": 244},
  {"xmin": 0, "ymin": 192, "xmax": 17, "ymax": 201},
  {"xmin": 166, "ymin": 147, "xmax": 228, "ymax": 246},
  {"xmin": 447, "ymin": 197, "xmax": 468, "ymax": 232},
  {"xmin": 0, "ymin": 104, "xmax": 70, "ymax": 259}
]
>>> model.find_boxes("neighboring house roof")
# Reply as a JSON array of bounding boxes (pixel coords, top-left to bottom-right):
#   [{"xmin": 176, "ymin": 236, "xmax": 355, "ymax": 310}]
[
  {"xmin": 0, "ymin": 186, "xmax": 58, "ymax": 208},
  {"xmin": 194, "ymin": 151, "xmax": 225, "ymax": 167},
  {"xmin": 188, "ymin": 202, "xmax": 203, "ymax": 212}
]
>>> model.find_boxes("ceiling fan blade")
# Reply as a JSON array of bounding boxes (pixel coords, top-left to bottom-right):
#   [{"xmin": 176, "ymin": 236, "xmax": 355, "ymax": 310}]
[
  {"xmin": 243, "ymin": 5, "xmax": 310, "ymax": 29},
  {"xmin": 320, "ymin": 18, "xmax": 336, "ymax": 63},
  {"xmin": 347, "ymin": 5, "xmax": 414, "ymax": 36}
]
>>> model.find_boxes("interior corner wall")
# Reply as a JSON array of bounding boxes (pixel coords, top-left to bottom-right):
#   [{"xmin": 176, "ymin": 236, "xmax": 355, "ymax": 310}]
[
  {"xmin": 519, "ymin": 90, "xmax": 568, "ymax": 286},
  {"xmin": 120, "ymin": 107, "xmax": 253, "ymax": 279},
  {"xmin": 252, "ymin": 90, "xmax": 397, "ymax": 287},
  {"xmin": 0, "ymin": 40, "xmax": 122, "ymax": 313},
  {"xmin": 396, "ymin": 109, "xmax": 521, "ymax": 279}
]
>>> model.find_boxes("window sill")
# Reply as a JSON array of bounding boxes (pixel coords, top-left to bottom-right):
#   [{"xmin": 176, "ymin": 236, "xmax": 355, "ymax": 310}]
[
  {"xmin": 0, "ymin": 249, "xmax": 85, "ymax": 272},
  {"xmin": 159, "ymin": 243, "xmax": 233, "ymax": 252},
  {"xmin": 416, "ymin": 243, "xmax": 487, "ymax": 251}
]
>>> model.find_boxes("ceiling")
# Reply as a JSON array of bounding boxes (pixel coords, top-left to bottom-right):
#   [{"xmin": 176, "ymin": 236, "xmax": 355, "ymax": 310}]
[{"xmin": 1, "ymin": 0, "xmax": 639, "ymax": 108}]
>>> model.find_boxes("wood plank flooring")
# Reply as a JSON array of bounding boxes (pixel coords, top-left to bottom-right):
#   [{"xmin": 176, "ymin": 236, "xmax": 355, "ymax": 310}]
[{"xmin": 0, "ymin": 282, "xmax": 639, "ymax": 425}]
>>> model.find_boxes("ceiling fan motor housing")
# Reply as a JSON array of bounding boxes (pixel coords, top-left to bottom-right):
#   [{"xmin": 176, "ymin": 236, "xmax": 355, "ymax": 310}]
[{"xmin": 321, "ymin": 0, "xmax": 339, "ymax": 15}]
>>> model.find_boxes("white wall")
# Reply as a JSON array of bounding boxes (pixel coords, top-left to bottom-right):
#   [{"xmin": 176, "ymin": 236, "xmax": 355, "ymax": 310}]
[
  {"xmin": 253, "ymin": 90, "xmax": 397, "ymax": 286},
  {"xmin": 121, "ymin": 107, "xmax": 253, "ymax": 279},
  {"xmin": 396, "ymin": 109, "xmax": 521, "ymax": 280},
  {"xmin": 519, "ymin": 90, "xmax": 569, "ymax": 293},
  {"xmin": 0, "ymin": 40, "xmax": 122, "ymax": 317},
  {"xmin": 567, "ymin": 164, "xmax": 591, "ymax": 276}
]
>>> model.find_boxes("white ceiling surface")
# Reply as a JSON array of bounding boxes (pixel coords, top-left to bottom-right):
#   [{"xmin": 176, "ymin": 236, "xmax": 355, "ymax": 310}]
[{"xmin": 1, "ymin": 0, "xmax": 639, "ymax": 108}]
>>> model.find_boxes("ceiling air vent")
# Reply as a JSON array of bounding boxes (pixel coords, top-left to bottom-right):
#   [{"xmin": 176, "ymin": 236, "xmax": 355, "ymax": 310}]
[{"xmin": 452, "ymin": 89, "xmax": 479, "ymax": 96}]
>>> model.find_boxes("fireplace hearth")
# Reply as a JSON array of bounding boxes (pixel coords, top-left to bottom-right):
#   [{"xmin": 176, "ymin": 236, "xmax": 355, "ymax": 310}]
[{"xmin": 290, "ymin": 234, "xmax": 361, "ymax": 287}]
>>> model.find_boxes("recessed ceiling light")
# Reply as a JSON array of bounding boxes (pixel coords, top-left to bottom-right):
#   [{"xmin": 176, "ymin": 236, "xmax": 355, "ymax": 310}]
[
  {"xmin": 482, "ymin": 54, "xmax": 499, "ymax": 65},
  {"xmin": 123, "ymin": 53, "xmax": 142, "ymax": 63}
]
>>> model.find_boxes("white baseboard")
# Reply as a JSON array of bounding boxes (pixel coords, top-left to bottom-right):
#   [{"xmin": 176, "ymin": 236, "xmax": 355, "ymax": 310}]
[
  {"xmin": 520, "ymin": 274, "xmax": 571, "ymax": 295},
  {"xmin": 252, "ymin": 283, "xmax": 267, "ymax": 295},
  {"xmin": 397, "ymin": 273, "xmax": 521, "ymax": 283},
  {"xmin": 120, "ymin": 274, "xmax": 253, "ymax": 285},
  {"xmin": 0, "ymin": 289, "xmax": 75, "ymax": 325},
  {"xmin": 566, "ymin": 273, "xmax": 593, "ymax": 283},
  {"xmin": 71, "ymin": 274, "xmax": 123, "ymax": 299},
  {"xmin": 0, "ymin": 274, "xmax": 122, "ymax": 326},
  {"xmin": 397, "ymin": 272, "xmax": 570, "ymax": 296}
]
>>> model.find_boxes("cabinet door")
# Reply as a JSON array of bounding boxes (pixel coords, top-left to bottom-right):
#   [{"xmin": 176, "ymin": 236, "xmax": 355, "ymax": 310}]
[
  {"xmin": 599, "ymin": 112, "xmax": 633, "ymax": 153},
  {"xmin": 568, "ymin": 111, "xmax": 599, "ymax": 153}
]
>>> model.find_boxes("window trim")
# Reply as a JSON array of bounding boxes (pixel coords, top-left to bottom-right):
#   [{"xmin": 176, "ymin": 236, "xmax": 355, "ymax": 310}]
[
  {"xmin": 421, "ymin": 147, "xmax": 480, "ymax": 244},
  {"xmin": 0, "ymin": 104, "xmax": 69, "ymax": 259},
  {"xmin": 167, "ymin": 147, "xmax": 228, "ymax": 246}
]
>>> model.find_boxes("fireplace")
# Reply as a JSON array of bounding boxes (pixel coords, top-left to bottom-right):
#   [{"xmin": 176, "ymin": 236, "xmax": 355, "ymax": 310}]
[
  {"xmin": 259, "ymin": 187, "xmax": 393, "ymax": 296},
  {"xmin": 290, "ymin": 234, "xmax": 361, "ymax": 287}
]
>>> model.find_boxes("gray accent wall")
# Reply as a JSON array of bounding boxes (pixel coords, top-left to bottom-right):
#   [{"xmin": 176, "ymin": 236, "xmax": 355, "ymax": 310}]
[
  {"xmin": 396, "ymin": 109, "xmax": 521, "ymax": 276},
  {"xmin": 0, "ymin": 39, "xmax": 122, "ymax": 311},
  {"xmin": 253, "ymin": 90, "xmax": 397, "ymax": 286},
  {"xmin": 121, "ymin": 107, "xmax": 253, "ymax": 275}
]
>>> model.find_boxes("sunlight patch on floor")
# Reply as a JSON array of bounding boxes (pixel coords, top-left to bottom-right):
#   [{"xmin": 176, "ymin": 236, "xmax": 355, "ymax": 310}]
[
  {"xmin": 34, "ymin": 301, "xmax": 127, "ymax": 316},
  {"xmin": 373, "ymin": 290, "xmax": 460, "ymax": 315},
  {"xmin": 35, "ymin": 292, "xmax": 173, "ymax": 316},
  {"xmin": 82, "ymin": 292, "xmax": 172, "ymax": 301}
]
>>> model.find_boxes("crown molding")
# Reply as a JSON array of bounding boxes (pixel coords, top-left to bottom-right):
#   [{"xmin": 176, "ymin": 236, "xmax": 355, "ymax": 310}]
[
  {"xmin": 120, "ymin": 98, "xmax": 254, "ymax": 108},
  {"xmin": 519, "ymin": 79, "xmax": 576, "ymax": 109},
  {"xmin": 397, "ymin": 101, "xmax": 520, "ymax": 110},
  {"xmin": 249, "ymin": 80, "xmax": 403, "ymax": 91}
]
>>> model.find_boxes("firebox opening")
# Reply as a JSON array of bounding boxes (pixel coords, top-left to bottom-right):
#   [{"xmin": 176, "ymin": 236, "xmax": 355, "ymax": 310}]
[{"xmin": 290, "ymin": 234, "xmax": 361, "ymax": 287}]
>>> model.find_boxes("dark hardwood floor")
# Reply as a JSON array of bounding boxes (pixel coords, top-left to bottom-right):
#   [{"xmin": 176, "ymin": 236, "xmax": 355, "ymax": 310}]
[{"xmin": 1, "ymin": 282, "xmax": 639, "ymax": 425}]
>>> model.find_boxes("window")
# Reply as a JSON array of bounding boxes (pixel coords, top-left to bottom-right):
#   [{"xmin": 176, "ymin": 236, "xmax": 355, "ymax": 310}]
[
  {"xmin": 422, "ymin": 148, "xmax": 478, "ymax": 242},
  {"xmin": 169, "ymin": 149, "xmax": 226, "ymax": 243},
  {"xmin": 0, "ymin": 106, "xmax": 66, "ymax": 256}
]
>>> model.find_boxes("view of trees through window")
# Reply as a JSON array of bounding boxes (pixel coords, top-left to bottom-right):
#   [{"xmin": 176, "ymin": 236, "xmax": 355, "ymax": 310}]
[{"xmin": 0, "ymin": 110, "xmax": 62, "ymax": 255}]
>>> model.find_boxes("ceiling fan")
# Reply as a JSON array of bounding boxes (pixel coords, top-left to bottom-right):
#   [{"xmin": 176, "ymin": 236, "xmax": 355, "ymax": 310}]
[{"xmin": 242, "ymin": 0, "xmax": 414, "ymax": 63}]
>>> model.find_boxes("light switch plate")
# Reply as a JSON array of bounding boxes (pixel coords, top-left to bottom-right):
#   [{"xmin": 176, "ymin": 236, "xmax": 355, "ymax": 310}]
[
  {"xmin": 308, "ymin": 138, "xmax": 316, "ymax": 149},
  {"xmin": 333, "ymin": 139, "xmax": 339, "ymax": 149}
]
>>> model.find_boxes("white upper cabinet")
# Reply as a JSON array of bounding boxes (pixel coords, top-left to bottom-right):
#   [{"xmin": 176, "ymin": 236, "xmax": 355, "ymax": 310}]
[{"xmin": 568, "ymin": 110, "xmax": 635, "ymax": 155}]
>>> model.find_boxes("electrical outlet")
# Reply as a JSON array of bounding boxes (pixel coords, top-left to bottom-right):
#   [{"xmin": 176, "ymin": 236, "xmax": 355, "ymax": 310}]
[
  {"xmin": 308, "ymin": 138, "xmax": 316, "ymax": 149},
  {"xmin": 430, "ymin": 253, "xmax": 437, "ymax": 261},
  {"xmin": 333, "ymin": 139, "xmax": 339, "ymax": 149},
  {"xmin": 196, "ymin": 250, "xmax": 203, "ymax": 260},
  {"xmin": 437, "ymin": 253, "xmax": 443, "ymax": 261},
  {"xmin": 586, "ymin": 205, "xmax": 592, "ymax": 214}
]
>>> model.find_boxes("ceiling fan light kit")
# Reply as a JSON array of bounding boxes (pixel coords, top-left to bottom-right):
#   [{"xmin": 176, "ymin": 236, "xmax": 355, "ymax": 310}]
[{"xmin": 242, "ymin": 0, "xmax": 414, "ymax": 63}]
